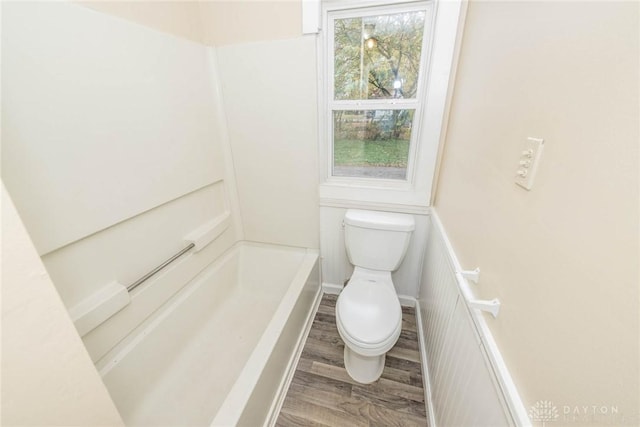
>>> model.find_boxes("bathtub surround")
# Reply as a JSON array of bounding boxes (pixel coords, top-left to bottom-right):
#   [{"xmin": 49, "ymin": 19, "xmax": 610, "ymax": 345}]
[
  {"xmin": 1, "ymin": 0, "xmax": 243, "ymax": 354},
  {"xmin": 216, "ymin": 36, "xmax": 320, "ymax": 249},
  {"xmin": 2, "ymin": 2, "xmax": 312, "ymax": 424},
  {"xmin": 43, "ymin": 183, "xmax": 239, "ymax": 362},
  {"xmin": 2, "ymin": 1, "xmax": 322, "ymax": 424},
  {"xmin": 76, "ymin": 0, "xmax": 321, "ymax": 251},
  {"xmin": 2, "ymin": 2, "xmax": 228, "ymax": 255}
]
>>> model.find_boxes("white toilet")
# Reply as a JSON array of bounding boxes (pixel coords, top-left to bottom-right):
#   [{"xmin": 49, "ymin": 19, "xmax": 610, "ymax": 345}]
[{"xmin": 335, "ymin": 209, "xmax": 415, "ymax": 384}]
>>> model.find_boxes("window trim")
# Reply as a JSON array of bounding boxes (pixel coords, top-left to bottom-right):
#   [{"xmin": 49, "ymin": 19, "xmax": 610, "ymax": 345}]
[{"xmin": 318, "ymin": 0, "xmax": 465, "ymax": 208}]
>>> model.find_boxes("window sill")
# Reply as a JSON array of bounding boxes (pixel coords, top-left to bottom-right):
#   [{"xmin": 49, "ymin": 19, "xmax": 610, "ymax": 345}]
[{"xmin": 319, "ymin": 182, "xmax": 431, "ymax": 214}]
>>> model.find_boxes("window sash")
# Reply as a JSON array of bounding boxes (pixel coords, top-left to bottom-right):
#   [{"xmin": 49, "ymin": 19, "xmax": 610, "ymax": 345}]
[
  {"xmin": 328, "ymin": 2, "xmax": 431, "ymax": 103},
  {"xmin": 327, "ymin": 1, "xmax": 432, "ymax": 184},
  {"xmin": 328, "ymin": 106, "xmax": 422, "ymax": 184}
]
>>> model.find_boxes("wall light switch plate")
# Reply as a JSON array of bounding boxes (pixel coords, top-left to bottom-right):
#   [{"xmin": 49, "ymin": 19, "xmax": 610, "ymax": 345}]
[{"xmin": 515, "ymin": 137, "xmax": 544, "ymax": 190}]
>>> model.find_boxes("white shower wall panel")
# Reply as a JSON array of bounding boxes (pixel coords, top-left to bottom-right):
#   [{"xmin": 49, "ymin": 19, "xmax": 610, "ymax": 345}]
[
  {"xmin": 2, "ymin": 2, "xmax": 247, "ymax": 363},
  {"xmin": 41, "ymin": 182, "xmax": 241, "ymax": 362},
  {"xmin": 43, "ymin": 183, "xmax": 227, "ymax": 311},
  {"xmin": 2, "ymin": 2, "xmax": 227, "ymax": 254},
  {"xmin": 216, "ymin": 37, "xmax": 320, "ymax": 250}
]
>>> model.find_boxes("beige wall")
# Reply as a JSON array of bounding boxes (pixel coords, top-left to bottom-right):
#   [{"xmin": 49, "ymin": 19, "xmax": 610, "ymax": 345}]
[
  {"xmin": 199, "ymin": 0, "xmax": 301, "ymax": 46},
  {"xmin": 435, "ymin": 1, "xmax": 639, "ymax": 424},
  {"xmin": 78, "ymin": 1, "xmax": 302, "ymax": 46},
  {"xmin": 78, "ymin": 1, "xmax": 205, "ymax": 43},
  {"xmin": 1, "ymin": 184, "xmax": 124, "ymax": 426}
]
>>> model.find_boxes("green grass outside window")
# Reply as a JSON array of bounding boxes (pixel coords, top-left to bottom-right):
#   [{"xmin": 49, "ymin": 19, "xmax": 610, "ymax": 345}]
[{"xmin": 333, "ymin": 139, "xmax": 410, "ymax": 167}]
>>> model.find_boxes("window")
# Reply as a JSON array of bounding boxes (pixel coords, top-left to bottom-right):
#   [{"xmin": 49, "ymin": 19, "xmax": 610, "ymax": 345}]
[
  {"xmin": 328, "ymin": 4, "xmax": 431, "ymax": 181},
  {"xmin": 319, "ymin": 0, "xmax": 463, "ymax": 207}
]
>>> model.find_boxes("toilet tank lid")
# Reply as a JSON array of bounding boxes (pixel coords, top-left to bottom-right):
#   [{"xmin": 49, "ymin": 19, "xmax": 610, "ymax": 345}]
[{"xmin": 344, "ymin": 209, "xmax": 415, "ymax": 232}]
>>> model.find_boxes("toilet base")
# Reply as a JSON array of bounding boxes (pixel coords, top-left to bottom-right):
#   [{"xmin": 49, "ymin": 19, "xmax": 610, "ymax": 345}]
[{"xmin": 343, "ymin": 346, "xmax": 385, "ymax": 384}]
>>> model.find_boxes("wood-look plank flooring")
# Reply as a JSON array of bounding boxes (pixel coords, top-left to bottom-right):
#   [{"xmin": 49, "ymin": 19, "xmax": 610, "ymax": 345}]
[{"xmin": 276, "ymin": 294, "xmax": 428, "ymax": 427}]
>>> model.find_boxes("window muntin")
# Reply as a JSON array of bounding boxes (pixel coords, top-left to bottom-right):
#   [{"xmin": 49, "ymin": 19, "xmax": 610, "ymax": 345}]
[{"xmin": 328, "ymin": 5, "xmax": 429, "ymax": 181}]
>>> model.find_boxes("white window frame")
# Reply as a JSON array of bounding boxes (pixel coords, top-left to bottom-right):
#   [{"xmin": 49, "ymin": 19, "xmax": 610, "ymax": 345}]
[{"xmin": 318, "ymin": 0, "xmax": 465, "ymax": 209}]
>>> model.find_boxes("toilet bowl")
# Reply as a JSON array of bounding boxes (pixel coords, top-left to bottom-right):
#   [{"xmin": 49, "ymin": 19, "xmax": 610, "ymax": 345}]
[
  {"xmin": 335, "ymin": 209, "xmax": 414, "ymax": 384},
  {"xmin": 336, "ymin": 269, "xmax": 402, "ymax": 383}
]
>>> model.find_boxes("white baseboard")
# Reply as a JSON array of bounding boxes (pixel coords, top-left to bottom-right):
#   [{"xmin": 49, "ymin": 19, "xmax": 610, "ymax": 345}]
[
  {"xmin": 415, "ymin": 300, "xmax": 437, "ymax": 427},
  {"xmin": 321, "ymin": 282, "xmax": 343, "ymax": 295},
  {"xmin": 324, "ymin": 282, "xmax": 418, "ymax": 309},
  {"xmin": 264, "ymin": 287, "xmax": 323, "ymax": 427},
  {"xmin": 397, "ymin": 294, "xmax": 416, "ymax": 307}
]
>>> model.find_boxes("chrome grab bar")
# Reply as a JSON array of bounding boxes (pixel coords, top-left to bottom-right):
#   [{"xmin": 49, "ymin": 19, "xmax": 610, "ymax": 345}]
[{"xmin": 126, "ymin": 243, "xmax": 195, "ymax": 292}]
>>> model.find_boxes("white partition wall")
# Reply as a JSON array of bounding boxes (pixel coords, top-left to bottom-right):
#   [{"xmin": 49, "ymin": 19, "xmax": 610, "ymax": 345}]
[{"xmin": 1, "ymin": 184, "xmax": 125, "ymax": 426}]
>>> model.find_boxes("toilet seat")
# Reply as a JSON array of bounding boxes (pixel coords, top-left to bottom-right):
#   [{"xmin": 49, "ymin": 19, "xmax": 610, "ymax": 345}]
[{"xmin": 336, "ymin": 278, "xmax": 402, "ymax": 354}]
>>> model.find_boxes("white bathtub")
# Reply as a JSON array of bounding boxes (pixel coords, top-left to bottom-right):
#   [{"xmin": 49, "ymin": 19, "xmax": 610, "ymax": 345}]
[{"xmin": 99, "ymin": 241, "xmax": 320, "ymax": 426}]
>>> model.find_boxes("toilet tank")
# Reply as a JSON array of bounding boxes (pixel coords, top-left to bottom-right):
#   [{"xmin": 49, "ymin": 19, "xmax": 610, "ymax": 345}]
[{"xmin": 344, "ymin": 210, "xmax": 415, "ymax": 272}]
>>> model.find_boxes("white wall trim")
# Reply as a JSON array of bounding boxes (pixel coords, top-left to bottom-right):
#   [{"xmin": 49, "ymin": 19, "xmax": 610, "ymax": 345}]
[
  {"xmin": 320, "ymin": 197, "xmax": 431, "ymax": 215},
  {"xmin": 429, "ymin": 0, "xmax": 468, "ymax": 206},
  {"xmin": 322, "ymin": 282, "xmax": 417, "ymax": 309},
  {"xmin": 302, "ymin": 0, "xmax": 321, "ymax": 34},
  {"xmin": 397, "ymin": 294, "xmax": 417, "ymax": 308},
  {"xmin": 415, "ymin": 300, "xmax": 437, "ymax": 427},
  {"xmin": 430, "ymin": 209, "xmax": 531, "ymax": 426},
  {"xmin": 321, "ymin": 282, "xmax": 343, "ymax": 295},
  {"xmin": 264, "ymin": 287, "xmax": 323, "ymax": 427},
  {"xmin": 206, "ymin": 48, "xmax": 245, "ymax": 241}
]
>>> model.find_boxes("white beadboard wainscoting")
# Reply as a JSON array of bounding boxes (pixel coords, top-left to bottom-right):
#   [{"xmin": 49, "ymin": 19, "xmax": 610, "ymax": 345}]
[{"xmin": 417, "ymin": 211, "xmax": 530, "ymax": 427}]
